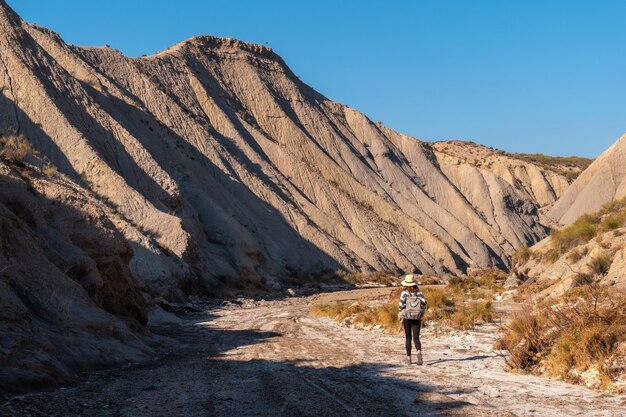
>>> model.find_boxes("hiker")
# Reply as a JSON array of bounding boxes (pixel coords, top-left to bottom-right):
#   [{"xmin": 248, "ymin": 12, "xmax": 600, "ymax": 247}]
[{"xmin": 398, "ymin": 274, "xmax": 427, "ymax": 365}]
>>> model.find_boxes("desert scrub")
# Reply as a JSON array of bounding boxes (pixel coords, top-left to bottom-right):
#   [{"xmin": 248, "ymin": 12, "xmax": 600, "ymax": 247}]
[
  {"xmin": 497, "ymin": 284, "xmax": 626, "ymax": 391},
  {"xmin": 313, "ymin": 284, "xmax": 497, "ymax": 332},
  {"xmin": 42, "ymin": 164, "xmax": 58, "ymax": 177},
  {"xmin": 448, "ymin": 301, "xmax": 493, "ymax": 330},
  {"xmin": 513, "ymin": 246, "xmax": 534, "ymax": 264},
  {"xmin": 311, "ymin": 301, "xmax": 368, "ymax": 322},
  {"xmin": 352, "ymin": 300, "xmax": 399, "ymax": 329},
  {"xmin": 539, "ymin": 197, "xmax": 626, "ymax": 264},
  {"xmin": 0, "ymin": 134, "xmax": 32, "ymax": 162},
  {"xmin": 549, "ymin": 214, "xmax": 598, "ymax": 256},
  {"xmin": 447, "ymin": 271, "xmax": 506, "ymax": 300},
  {"xmin": 421, "ymin": 286, "xmax": 493, "ymax": 330}
]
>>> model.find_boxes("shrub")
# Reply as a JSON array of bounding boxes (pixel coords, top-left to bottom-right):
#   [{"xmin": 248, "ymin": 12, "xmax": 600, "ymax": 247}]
[
  {"xmin": 538, "ymin": 196, "xmax": 626, "ymax": 265},
  {"xmin": 313, "ymin": 283, "xmax": 497, "ymax": 332},
  {"xmin": 446, "ymin": 272, "xmax": 505, "ymax": 300},
  {"xmin": 513, "ymin": 246, "xmax": 534, "ymax": 264},
  {"xmin": 495, "ymin": 308, "xmax": 544, "ymax": 370},
  {"xmin": 311, "ymin": 302, "xmax": 368, "ymax": 322},
  {"xmin": 353, "ymin": 301, "xmax": 399, "ymax": 329},
  {"xmin": 566, "ymin": 248, "xmax": 583, "ymax": 263},
  {"xmin": 449, "ymin": 301, "xmax": 493, "ymax": 330},
  {"xmin": 600, "ymin": 214, "xmax": 624, "ymax": 231},
  {"xmin": 42, "ymin": 164, "xmax": 58, "ymax": 177},
  {"xmin": 588, "ymin": 252, "xmax": 612, "ymax": 276},
  {"xmin": 549, "ymin": 214, "xmax": 598, "ymax": 257},
  {"xmin": 422, "ymin": 287, "xmax": 455, "ymax": 321},
  {"xmin": 497, "ymin": 284, "xmax": 626, "ymax": 390},
  {"xmin": 546, "ymin": 322, "xmax": 621, "ymax": 383},
  {"xmin": 599, "ymin": 197, "xmax": 626, "ymax": 216},
  {"xmin": 0, "ymin": 134, "xmax": 32, "ymax": 162}
]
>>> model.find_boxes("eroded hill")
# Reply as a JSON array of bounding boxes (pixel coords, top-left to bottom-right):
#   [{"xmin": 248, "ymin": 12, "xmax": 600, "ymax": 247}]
[
  {"xmin": 0, "ymin": 1, "xmax": 573, "ymax": 295},
  {"xmin": 549, "ymin": 134, "xmax": 626, "ymax": 225}
]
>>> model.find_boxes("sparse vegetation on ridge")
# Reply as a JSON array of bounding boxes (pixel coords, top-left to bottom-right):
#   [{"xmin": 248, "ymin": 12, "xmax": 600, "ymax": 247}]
[
  {"xmin": 540, "ymin": 196, "xmax": 626, "ymax": 262},
  {"xmin": 433, "ymin": 140, "xmax": 593, "ymax": 181},
  {"xmin": 507, "ymin": 153, "xmax": 593, "ymax": 181}
]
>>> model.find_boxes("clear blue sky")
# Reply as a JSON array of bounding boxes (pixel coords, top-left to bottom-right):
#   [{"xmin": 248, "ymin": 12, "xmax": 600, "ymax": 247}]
[{"xmin": 10, "ymin": 1, "xmax": 626, "ymax": 157}]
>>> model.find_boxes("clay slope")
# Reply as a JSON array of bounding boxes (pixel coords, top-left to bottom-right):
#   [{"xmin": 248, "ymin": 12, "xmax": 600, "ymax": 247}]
[
  {"xmin": 432, "ymin": 141, "xmax": 572, "ymax": 208},
  {"xmin": 0, "ymin": 161, "xmax": 153, "ymax": 393},
  {"xmin": 0, "ymin": 0, "xmax": 571, "ymax": 297},
  {"xmin": 549, "ymin": 134, "xmax": 626, "ymax": 225},
  {"xmin": 509, "ymin": 198, "xmax": 626, "ymax": 298}
]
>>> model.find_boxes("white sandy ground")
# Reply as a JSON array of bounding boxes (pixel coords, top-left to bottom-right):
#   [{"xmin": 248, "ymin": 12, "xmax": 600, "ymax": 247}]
[{"xmin": 1, "ymin": 288, "xmax": 625, "ymax": 416}]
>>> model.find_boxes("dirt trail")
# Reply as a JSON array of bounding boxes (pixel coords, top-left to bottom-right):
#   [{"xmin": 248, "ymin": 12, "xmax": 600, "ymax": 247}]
[{"xmin": 2, "ymin": 289, "xmax": 624, "ymax": 417}]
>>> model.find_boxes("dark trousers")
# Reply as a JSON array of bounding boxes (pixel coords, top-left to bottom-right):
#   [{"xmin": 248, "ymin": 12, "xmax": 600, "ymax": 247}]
[{"xmin": 403, "ymin": 319, "xmax": 422, "ymax": 355}]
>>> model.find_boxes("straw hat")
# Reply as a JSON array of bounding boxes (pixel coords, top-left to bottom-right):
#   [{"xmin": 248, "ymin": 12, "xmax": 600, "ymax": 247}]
[{"xmin": 401, "ymin": 274, "xmax": 418, "ymax": 287}]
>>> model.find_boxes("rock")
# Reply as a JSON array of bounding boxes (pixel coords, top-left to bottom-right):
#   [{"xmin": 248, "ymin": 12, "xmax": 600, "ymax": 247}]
[{"xmin": 504, "ymin": 274, "xmax": 522, "ymax": 289}]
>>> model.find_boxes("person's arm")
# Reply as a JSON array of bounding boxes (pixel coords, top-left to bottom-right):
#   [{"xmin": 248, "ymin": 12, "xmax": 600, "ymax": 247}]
[{"xmin": 398, "ymin": 291, "xmax": 408, "ymax": 310}]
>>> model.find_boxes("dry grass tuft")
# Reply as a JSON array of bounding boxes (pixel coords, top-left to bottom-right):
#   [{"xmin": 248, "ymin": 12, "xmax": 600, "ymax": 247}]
[
  {"xmin": 311, "ymin": 301, "xmax": 369, "ymax": 322},
  {"xmin": 313, "ymin": 272, "xmax": 502, "ymax": 332},
  {"xmin": 497, "ymin": 284, "xmax": 626, "ymax": 390},
  {"xmin": 513, "ymin": 246, "xmax": 534, "ymax": 264},
  {"xmin": 0, "ymin": 134, "xmax": 32, "ymax": 162},
  {"xmin": 42, "ymin": 164, "xmax": 58, "ymax": 177},
  {"xmin": 548, "ymin": 214, "xmax": 597, "ymax": 257},
  {"xmin": 534, "ymin": 196, "xmax": 626, "ymax": 265},
  {"xmin": 352, "ymin": 301, "xmax": 399, "ymax": 329}
]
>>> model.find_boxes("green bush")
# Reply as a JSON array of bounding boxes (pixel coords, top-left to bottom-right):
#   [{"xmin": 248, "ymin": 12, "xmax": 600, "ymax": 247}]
[
  {"xmin": 513, "ymin": 246, "xmax": 534, "ymax": 264},
  {"xmin": 549, "ymin": 214, "xmax": 598, "ymax": 256}
]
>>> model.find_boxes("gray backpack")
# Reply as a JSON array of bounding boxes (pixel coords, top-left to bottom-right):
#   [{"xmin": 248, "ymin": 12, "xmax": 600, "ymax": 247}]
[{"xmin": 404, "ymin": 293, "xmax": 426, "ymax": 320}]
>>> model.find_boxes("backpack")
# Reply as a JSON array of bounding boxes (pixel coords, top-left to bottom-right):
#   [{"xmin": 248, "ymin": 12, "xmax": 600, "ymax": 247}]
[{"xmin": 403, "ymin": 293, "xmax": 426, "ymax": 320}]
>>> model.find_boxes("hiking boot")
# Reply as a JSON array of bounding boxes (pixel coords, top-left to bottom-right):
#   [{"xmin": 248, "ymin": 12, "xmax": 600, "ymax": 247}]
[
  {"xmin": 416, "ymin": 352, "xmax": 423, "ymax": 366},
  {"xmin": 405, "ymin": 355, "xmax": 412, "ymax": 365}
]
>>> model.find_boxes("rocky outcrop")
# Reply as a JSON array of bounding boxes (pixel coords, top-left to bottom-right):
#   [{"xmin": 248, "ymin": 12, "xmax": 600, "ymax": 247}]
[{"xmin": 548, "ymin": 134, "xmax": 626, "ymax": 225}]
